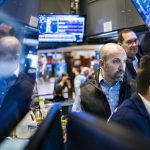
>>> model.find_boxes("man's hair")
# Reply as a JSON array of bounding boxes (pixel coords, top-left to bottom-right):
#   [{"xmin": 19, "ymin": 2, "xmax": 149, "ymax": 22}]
[
  {"xmin": 0, "ymin": 23, "xmax": 14, "ymax": 38},
  {"xmin": 137, "ymin": 55, "xmax": 150, "ymax": 95},
  {"xmin": 0, "ymin": 36, "xmax": 21, "ymax": 55},
  {"xmin": 81, "ymin": 67, "xmax": 90, "ymax": 75},
  {"xmin": 118, "ymin": 29, "xmax": 135, "ymax": 43},
  {"xmin": 61, "ymin": 73, "xmax": 68, "ymax": 78}
]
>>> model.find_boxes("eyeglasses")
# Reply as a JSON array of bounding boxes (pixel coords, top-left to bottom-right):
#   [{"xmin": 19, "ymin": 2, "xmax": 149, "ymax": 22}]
[{"xmin": 124, "ymin": 39, "xmax": 138, "ymax": 46}]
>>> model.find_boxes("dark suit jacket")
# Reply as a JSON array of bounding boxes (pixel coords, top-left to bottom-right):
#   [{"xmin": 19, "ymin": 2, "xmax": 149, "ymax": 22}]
[
  {"xmin": 125, "ymin": 54, "xmax": 141, "ymax": 80},
  {"xmin": 54, "ymin": 77, "xmax": 66, "ymax": 96},
  {"xmin": 109, "ymin": 92, "xmax": 150, "ymax": 138},
  {"xmin": 81, "ymin": 69, "xmax": 136, "ymax": 120},
  {"xmin": 0, "ymin": 72, "xmax": 35, "ymax": 141}
]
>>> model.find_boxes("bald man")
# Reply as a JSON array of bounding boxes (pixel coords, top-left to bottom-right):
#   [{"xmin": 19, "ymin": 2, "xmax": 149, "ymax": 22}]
[
  {"xmin": 0, "ymin": 36, "xmax": 35, "ymax": 140},
  {"xmin": 77, "ymin": 43, "xmax": 136, "ymax": 119}
]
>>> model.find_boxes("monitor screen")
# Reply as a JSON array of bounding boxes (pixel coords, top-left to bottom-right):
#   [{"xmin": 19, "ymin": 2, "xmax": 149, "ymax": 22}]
[
  {"xmin": 55, "ymin": 63, "xmax": 67, "ymax": 77},
  {"xmin": 27, "ymin": 53, "xmax": 38, "ymax": 69},
  {"xmin": 38, "ymin": 14, "xmax": 86, "ymax": 43},
  {"xmin": 132, "ymin": 0, "xmax": 150, "ymax": 29}
]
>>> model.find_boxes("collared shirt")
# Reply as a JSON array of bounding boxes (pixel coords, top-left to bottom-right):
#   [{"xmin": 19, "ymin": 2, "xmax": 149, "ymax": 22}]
[
  {"xmin": 138, "ymin": 93, "xmax": 150, "ymax": 116},
  {"xmin": 72, "ymin": 74, "xmax": 88, "ymax": 112},
  {"xmin": 132, "ymin": 56, "xmax": 138, "ymax": 72},
  {"xmin": 99, "ymin": 73, "xmax": 121, "ymax": 113},
  {"xmin": 0, "ymin": 65, "xmax": 20, "ymax": 107},
  {"xmin": 74, "ymin": 74, "xmax": 87, "ymax": 96}
]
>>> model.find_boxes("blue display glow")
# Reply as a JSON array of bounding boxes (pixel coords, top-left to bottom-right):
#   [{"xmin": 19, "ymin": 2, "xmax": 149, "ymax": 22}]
[
  {"xmin": 38, "ymin": 14, "xmax": 86, "ymax": 43},
  {"xmin": 132, "ymin": 0, "xmax": 150, "ymax": 29}
]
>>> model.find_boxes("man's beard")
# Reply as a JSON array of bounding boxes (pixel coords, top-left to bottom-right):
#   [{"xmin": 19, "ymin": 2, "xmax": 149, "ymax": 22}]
[{"xmin": 112, "ymin": 70, "xmax": 125, "ymax": 81}]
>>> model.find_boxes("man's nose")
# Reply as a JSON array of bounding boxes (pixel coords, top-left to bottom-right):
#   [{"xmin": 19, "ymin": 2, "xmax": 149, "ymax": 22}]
[
  {"xmin": 132, "ymin": 42, "xmax": 137, "ymax": 47},
  {"xmin": 119, "ymin": 62, "xmax": 126, "ymax": 71}
]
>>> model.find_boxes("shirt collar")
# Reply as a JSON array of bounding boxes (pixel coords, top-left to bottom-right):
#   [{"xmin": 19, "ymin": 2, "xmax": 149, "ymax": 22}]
[
  {"xmin": 99, "ymin": 71, "xmax": 122, "ymax": 86},
  {"xmin": 138, "ymin": 93, "xmax": 150, "ymax": 116},
  {"xmin": 99, "ymin": 72, "xmax": 104, "ymax": 83},
  {"xmin": 14, "ymin": 65, "xmax": 20, "ymax": 77}
]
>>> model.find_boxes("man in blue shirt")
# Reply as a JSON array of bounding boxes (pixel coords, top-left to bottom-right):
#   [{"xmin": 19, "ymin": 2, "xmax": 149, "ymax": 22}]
[
  {"xmin": 73, "ymin": 43, "xmax": 136, "ymax": 119},
  {"xmin": 74, "ymin": 67, "xmax": 90, "ymax": 97}
]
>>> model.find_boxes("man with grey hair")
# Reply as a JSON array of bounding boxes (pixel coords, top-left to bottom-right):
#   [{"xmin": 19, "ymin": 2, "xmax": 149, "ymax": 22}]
[
  {"xmin": 73, "ymin": 43, "xmax": 136, "ymax": 119},
  {"xmin": 0, "ymin": 36, "xmax": 34, "ymax": 110},
  {"xmin": 0, "ymin": 36, "xmax": 35, "ymax": 139},
  {"xmin": 72, "ymin": 67, "xmax": 91, "ymax": 111}
]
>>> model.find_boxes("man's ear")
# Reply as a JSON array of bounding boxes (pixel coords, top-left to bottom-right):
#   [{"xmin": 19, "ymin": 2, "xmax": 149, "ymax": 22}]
[{"xmin": 99, "ymin": 59, "xmax": 104, "ymax": 67}]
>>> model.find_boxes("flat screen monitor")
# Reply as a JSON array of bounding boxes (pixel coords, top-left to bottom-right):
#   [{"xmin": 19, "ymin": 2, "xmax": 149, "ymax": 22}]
[
  {"xmin": 27, "ymin": 53, "xmax": 38, "ymax": 69},
  {"xmin": 132, "ymin": 0, "xmax": 150, "ymax": 29},
  {"xmin": 38, "ymin": 14, "xmax": 86, "ymax": 43},
  {"xmin": 67, "ymin": 112, "xmax": 150, "ymax": 150},
  {"xmin": 55, "ymin": 63, "xmax": 67, "ymax": 77},
  {"xmin": 24, "ymin": 104, "xmax": 64, "ymax": 150}
]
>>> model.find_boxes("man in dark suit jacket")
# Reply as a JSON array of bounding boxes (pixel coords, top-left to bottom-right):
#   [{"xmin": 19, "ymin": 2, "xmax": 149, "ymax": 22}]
[
  {"xmin": 0, "ymin": 36, "xmax": 35, "ymax": 140},
  {"xmin": 54, "ymin": 73, "xmax": 71, "ymax": 101},
  {"xmin": 118, "ymin": 29, "xmax": 142, "ymax": 79},
  {"xmin": 109, "ymin": 55, "xmax": 150, "ymax": 138}
]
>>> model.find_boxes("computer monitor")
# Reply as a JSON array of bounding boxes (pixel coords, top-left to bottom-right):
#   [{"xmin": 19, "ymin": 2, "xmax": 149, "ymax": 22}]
[
  {"xmin": 26, "ymin": 53, "xmax": 38, "ymax": 70},
  {"xmin": 67, "ymin": 112, "xmax": 149, "ymax": 150},
  {"xmin": 132, "ymin": 0, "xmax": 150, "ymax": 29},
  {"xmin": 24, "ymin": 104, "xmax": 64, "ymax": 150},
  {"xmin": 38, "ymin": 14, "xmax": 86, "ymax": 43}
]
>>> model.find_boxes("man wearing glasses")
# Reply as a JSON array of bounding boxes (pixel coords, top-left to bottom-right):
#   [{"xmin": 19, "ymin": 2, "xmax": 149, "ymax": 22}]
[{"xmin": 118, "ymin": 29, "xmax": 142, "ymax": 79}]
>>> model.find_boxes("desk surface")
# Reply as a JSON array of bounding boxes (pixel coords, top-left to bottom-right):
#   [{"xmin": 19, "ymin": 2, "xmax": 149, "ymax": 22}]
[
  {"xmin": 55, "ymin": 99, "xmax": 74, "ymax": 107},
  {"xmin": 0, "ymin": 138, "xmax": 29, "ymax": 150}
]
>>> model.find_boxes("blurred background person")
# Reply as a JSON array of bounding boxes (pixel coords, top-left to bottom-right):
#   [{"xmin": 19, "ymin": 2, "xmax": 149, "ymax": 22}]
[
  {"xmin": 74, "ymin": 67, "xmax": 91, "ymax": 97},
  {"xmin": 54, "ymin": 73, "xmax": 71, "ymax": 101},
  {"xmin": 90, "ymin": 56, "xmax": 99, "ymax": 75},
  {"xmin": 72, "ymin": 67, "xmax": 91, "ymax": 112},
  {"xmin": 139, "ymin": 32, "xmax": 150, "ymax": 56}
]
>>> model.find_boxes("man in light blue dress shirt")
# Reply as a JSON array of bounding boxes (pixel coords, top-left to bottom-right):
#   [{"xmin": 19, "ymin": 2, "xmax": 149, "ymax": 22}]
[{"xmin": 72, "ymin": 43, "xmax": 136, "ymax": 119}]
